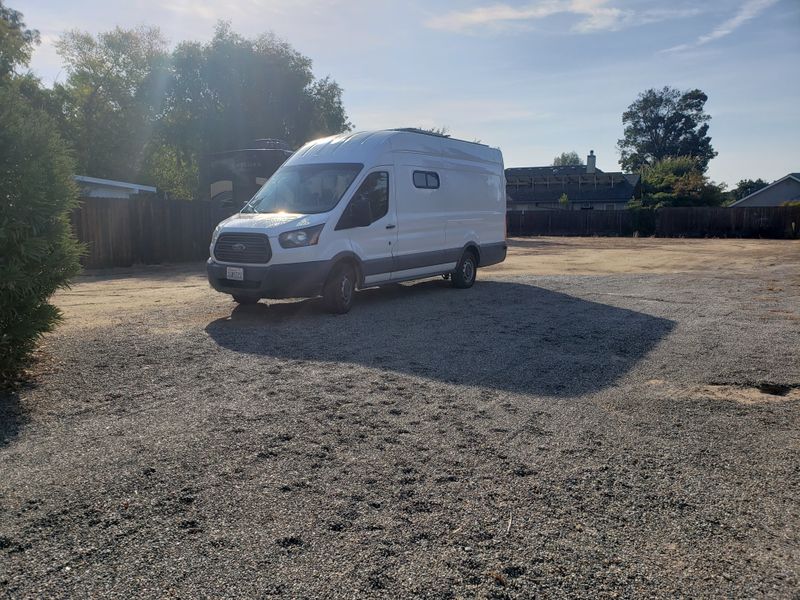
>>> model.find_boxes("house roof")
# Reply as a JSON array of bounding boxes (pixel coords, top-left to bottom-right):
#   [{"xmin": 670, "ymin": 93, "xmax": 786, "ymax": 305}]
[
  {"xmin": 728, "ymin": 172, "xmax": 800, "ymax": 206},
  {"xmin": 74, "ymin": 175, "xmax": 156, "ymax": 193},
  {"xmin": 505, "ymin": 167, "xmax": 640, "ymax": 204},
  {"xmin": 507, "ymin": 165, "xmax": 604, "ymax": 178}
]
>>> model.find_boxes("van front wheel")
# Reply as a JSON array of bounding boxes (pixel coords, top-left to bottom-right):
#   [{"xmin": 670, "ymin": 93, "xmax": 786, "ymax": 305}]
[
  {"xmin": 452, "ymin": 250, "xmax": 477, "ymax": 289},
  {"xmin": 323, "ymin": 263, "xmax": 356, "ymax": 314}
]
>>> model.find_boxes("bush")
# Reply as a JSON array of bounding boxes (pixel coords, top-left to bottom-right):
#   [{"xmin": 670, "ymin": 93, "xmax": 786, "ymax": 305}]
[
  {"xmin": 0, "ymin": 84, "xmax": 83, "ymax": 386},
  {"xmin": 640, "ymin": 156, "xmax": 726, "ymax": 208}
]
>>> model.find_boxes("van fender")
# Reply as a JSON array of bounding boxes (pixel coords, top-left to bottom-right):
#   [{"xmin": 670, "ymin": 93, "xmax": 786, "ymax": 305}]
[
  {"xmin": 326, "ymin": 251, "xmax": 365, "ymax": 288},
  {"xmin": 461, "ymin": 241, "xmax": 481, "ymax": 265},
  {"xmin": 452, "ymin": 240, "xmax": 507, "ymax": 268}
]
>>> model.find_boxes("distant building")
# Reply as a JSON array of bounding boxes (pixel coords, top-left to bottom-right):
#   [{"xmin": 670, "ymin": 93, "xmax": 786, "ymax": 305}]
[
  {"xmin": 74, "ymin": 175, "xmax": 156, "ymax": 199},
  {"xmin": 506, "ymin": 151, "xmax": 640, "ymax": 210},
  {"xmin": 729, "ymin": 173, "xmax": 800, "ymax": 207},
  {"xmin": 202, "ymin": 139, "xmax": 293, "ymax": 209}
]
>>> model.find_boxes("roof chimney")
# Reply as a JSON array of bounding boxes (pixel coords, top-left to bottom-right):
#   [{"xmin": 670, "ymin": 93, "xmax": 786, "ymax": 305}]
[{"xmin": 587, "ymin": 150, "xmax": 596, "ymax": 174}]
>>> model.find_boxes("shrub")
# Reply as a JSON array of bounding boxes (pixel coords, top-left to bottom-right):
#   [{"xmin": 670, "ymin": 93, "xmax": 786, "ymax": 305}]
[
  {"xmin": 0, "ymin": 84, "xmax": 83, "ymax": 386},
  {"xmin": 639, "ymin": 156, "xmax": 726, "ymax": 208}
]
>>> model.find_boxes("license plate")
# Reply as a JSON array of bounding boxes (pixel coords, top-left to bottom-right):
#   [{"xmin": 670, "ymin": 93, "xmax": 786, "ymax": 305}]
[{"xmin": 226, "ymin": 266, "xmax": 244, "ymax": 281}]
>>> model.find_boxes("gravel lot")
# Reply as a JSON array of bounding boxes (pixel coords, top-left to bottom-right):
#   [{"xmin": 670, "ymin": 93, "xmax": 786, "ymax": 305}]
[{"xmin": 2, "ymin": 237, "xmax": 799, "ymax": 598}]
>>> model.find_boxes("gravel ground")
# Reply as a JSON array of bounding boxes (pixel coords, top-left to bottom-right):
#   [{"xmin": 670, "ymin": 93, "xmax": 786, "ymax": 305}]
[{"xmin": 1, "ymin": 239, "xmax": 799, "ymax": 598}]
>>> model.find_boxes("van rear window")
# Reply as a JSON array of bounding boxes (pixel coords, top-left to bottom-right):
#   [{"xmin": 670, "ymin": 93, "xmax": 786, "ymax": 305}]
[{"xmin": 413, "ymin": 171, "xmax": 440, "ymax": 189}]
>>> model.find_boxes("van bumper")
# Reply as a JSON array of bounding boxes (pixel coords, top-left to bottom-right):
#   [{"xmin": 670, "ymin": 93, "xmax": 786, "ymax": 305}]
[
  {"xmin": 479, "ymin": 241, "xmax": 507, "ymax": 267},
  {"xmin": 207, "ymin": 259, "xmax": 330, "ymax": 299}
]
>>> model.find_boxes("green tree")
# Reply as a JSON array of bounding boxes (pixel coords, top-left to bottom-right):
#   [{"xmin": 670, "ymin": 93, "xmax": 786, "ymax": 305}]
[
  {"xmin": 553, "ymin": 151, "xmax": 583, "ymax": 166},
  {"xmin": 617, "ymin": 86, "xmax": 717, "ymax": 172},
  {"xmin": 54, "ymin": 26, "xmax": 169, "ymax": 182},
  {"xmin": 23, "ymin": 21, "xmax": 351, "ymax": 199},
  {"xmin": 0, "ymin": 4, "xmax": 82, "ymax": 386},
  {"xmin": 636, "ymin": 156, "xmax": 725, "ymax": 208},
  {"xmin": 0, "ymin": 0, "xmax": 38, "ymax": 80},
  {"xmin": 558, "ymin": 193, "xmax": 570, "ymax": 208},
  {"xmin": 159, "ymin": 23, "xmax": 352, "ymax": 197}
]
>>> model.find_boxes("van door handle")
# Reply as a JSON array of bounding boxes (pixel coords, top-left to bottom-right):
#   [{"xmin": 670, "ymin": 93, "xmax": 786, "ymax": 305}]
[{"xmin": 385, "ymin": 224, "xmax": 396, "ymax": 229}]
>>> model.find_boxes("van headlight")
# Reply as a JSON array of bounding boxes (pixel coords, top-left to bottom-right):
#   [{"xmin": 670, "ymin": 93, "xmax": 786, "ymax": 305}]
[
  {"xmin": 279, "ymin": 224, "xmax": 324, "ymax": 248},
  {"xmin": 211, "ymin": 225, "xmax": 222, "ymax": 244}
]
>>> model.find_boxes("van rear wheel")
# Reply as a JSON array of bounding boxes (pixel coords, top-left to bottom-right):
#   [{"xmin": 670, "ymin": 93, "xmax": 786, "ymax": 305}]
[
  {"xmin": 323, "ymin": 263, "xmax": 356, "ymax": 314},
  {"xmin": 452, "ymin": 250, "xmax": 477, "ymax": 289}
]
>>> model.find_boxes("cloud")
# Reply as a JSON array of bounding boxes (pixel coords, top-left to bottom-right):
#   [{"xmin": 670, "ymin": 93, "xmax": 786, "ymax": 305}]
[
  {"xmin": 425, "ymin": 0, "xmax": 700, "ymax": 34},
  {"xmin": 663, "ymin": 0, "xmax": 778, "ymax": 53}
]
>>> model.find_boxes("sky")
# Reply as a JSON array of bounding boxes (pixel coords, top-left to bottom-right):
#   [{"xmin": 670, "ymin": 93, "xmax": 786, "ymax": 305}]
[{"xmin": 17, "ymin": 0, "xmax": 800, "ymax": 187}]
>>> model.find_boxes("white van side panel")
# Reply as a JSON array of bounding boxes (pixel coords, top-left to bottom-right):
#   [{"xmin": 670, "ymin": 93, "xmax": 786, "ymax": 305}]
[
  {"xmin": 390, "ymin": 133, "xmax": 505, "ymax": 271},
  {"xmin": 443, "ymin": 167, "xmax": 505, "ymax": 250},
  {"xmin": 393, "ymin": 161, "xmax": 447, "ymax": 258}
]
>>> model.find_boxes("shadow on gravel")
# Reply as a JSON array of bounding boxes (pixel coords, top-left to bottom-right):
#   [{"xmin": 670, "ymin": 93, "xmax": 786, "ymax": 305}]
[
  {"xmin": 205, "ymin": 280, "xmax": 675, "ymax": 396},
  {"xmin": 0, "ymin": 390, "xmax": 23, "ymax": 446}
]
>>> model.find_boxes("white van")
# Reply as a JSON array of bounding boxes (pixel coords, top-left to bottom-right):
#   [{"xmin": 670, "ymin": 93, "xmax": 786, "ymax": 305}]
[{"xmin": 207, "ymin": 129, "xmax": 507, "ymax": 313}]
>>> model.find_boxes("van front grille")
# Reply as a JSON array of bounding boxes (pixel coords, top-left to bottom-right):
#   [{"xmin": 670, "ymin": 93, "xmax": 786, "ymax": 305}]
[{"xmin": 214, "ymin": 233, "xmax": 272, "ymax": 264}]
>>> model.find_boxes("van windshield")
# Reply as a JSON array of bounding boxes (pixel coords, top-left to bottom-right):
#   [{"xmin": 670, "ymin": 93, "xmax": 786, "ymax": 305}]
[{"xmin": 242, "ymin": 163, "xmax": 363, "ymax": 214}]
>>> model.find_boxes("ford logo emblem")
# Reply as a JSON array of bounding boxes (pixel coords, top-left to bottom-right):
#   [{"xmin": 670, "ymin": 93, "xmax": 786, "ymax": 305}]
[{"xmin": 232, "ymin": 243, "xmax": 247, "ymax": 252}]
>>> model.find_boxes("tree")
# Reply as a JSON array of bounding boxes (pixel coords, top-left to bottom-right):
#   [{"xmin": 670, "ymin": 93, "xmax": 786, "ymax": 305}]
[
  {"xmin": 158, "ymin": 23, "xmax": 352, "ymax": 197},
  {"xmin": 46, "ymin": 22, "xmax": 352, "ymax": 199},
  {"xmin": 636, "ymin": 156, "xmax": 725, "ymax": 208},
  {"xmin": 0, "ymin": 4, "xmax": 82, "ymax": 385},
  {"xmin": 617, "ymin": 86, "xmax": 717, "ymax": 172},
  {"xmin": 0, "ymin": 0, "xmax": 38, "ymax": 80},
  {"xmin": 54, "ymin": 26, "xmax": 169, "ymax": 182},
  {"xmin": 553, "ymin": 151, "xmax": 583, "ymax": 166},
  {"xmin": 558, "ymin": 193, "xmax": 570, "ymax": 209},
  {"xmin": 730, "ymin": 178, "xmax": 769, "ymax": 201}
]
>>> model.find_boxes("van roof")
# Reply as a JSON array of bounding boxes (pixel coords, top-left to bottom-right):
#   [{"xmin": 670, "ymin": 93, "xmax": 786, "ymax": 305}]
[
  {"xmin": 388, "ymin": 128, "xmax": 488, "ymax": 147},
  {"xmin": 288, "ymin": 129, "xmax": 502, "ymax": 168}
]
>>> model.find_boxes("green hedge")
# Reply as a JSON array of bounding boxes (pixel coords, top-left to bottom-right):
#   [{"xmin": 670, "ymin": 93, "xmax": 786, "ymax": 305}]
[{"xmin": 0, "ymin": 85, "xmax": 83, "ymax": 386}]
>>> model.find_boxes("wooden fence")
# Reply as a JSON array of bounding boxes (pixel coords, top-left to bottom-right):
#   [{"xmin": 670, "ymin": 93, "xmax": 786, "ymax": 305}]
[
  {"xmin": 507, "ymin": 209, "xmax": 650, "ymax": 237},
  {"xmin": 508, "ymin": 206, "xmax": 800, "ymax": 238},
  {"xmin": 72, "ymin": 198, "xmax": 799, "ymax": 269},
  {"xmin": 72, "ymin": 197, "xmax": 231, "ymax": 269},
  {"xmin": 654, "ymin": 206, "xmax": 799, "ymax": 238}
]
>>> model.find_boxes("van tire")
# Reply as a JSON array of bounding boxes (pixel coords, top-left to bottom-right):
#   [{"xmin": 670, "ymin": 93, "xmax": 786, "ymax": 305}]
[
  {"xmin": 323, "ymin": 263, "xmax": 356, "ymax": 313},
  {"xmin": 232, "ymin": 294, "xmax": 260, "ymax": 305},
  {"xmin": 452, "ymin": 250, "xmax": 477, "ymax": 289}
]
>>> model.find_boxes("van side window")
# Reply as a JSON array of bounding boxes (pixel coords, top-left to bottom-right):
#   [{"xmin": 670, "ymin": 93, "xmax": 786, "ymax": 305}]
[
  {"xmin": 364, "ymin": 171, "xmax": 389, "ymax": 221},
  {"xmin": 336, "ymin": 171, "xmax": 389, "ymax": 229},
  {"xmin": 413, "ymin": 171, "xmax": 439, "ymax": 189}
]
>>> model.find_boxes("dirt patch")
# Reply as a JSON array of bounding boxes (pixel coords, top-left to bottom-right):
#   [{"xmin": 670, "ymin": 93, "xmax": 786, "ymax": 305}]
[
  {"xmin": 486, "ymin": 237, "xmax": 800, "ymax": 277},
  {"xmin": 647, "ymin": 379, "xmax": 800, "ymax": 405}
]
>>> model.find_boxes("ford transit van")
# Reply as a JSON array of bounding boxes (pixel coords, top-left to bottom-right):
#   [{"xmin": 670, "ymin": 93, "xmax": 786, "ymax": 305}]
[{"xmin": 207, "ymin": 129, "xmax": 507, "ymax": 313}]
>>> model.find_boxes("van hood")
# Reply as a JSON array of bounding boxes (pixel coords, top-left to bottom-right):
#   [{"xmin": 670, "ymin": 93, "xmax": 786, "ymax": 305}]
[{"xmin": 218, "ymin": 212, "xmax": 326, "ymax": 235}]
